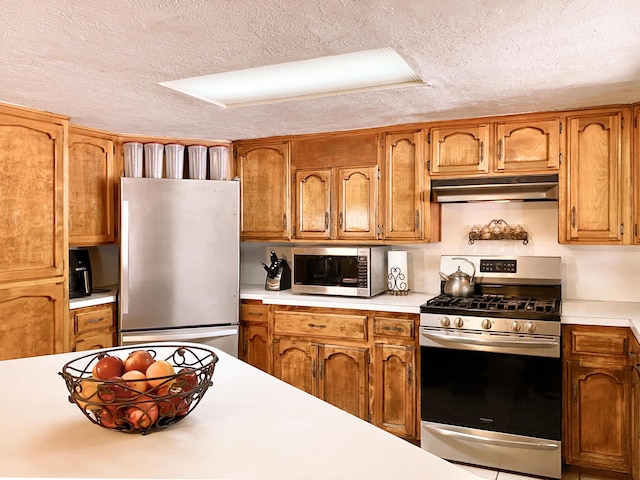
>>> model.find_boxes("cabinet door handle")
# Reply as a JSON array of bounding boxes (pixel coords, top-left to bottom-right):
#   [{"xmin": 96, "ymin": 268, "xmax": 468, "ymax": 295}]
[
  {"xmin": 312, "ymin": 360, "xmax": 316, "ymax": 378},
  {"xmin": 319, "ymin": 360, "xmax": 324, "ymax": 380},
  {"xmin": 497, "ymin": 139, "xmax": 502, "ymax": 161},
  {"xmin": 243, "ymin": 339, "xmax": 248, "ymax": 356},
  {"xmin": 407, "ymin": 363, "xmax": 412, "ymax": 385},
  {"xmin": 383, "ymin": 326, "xmax": 403, "ymax": 332},
  {"xmin": 415, "ymin": 210, "xmax": 420, "ymax": 230},
  {"xmin": 479, "ymin": 141, "xmax": 484, "ymax": 164},
  {"xmin": 308, "ymin": 323, "xmax": 327, "ymax": 329},
  {"xmin": 324, "ymin": 212, "xmax": 329, "ymax": 230},
  {"xmin": 572, "ymin": 382, "xmax": 578, "ymax": 403},
  {"xmin": 88, "ymin": 317, "xmax": 105, "ymax": 324},
  {"xmin": 571, "ymin": 207, "xmax": 576, "ymax": 228},
  {"xmin": 339, "ymin": 212, "xmax": 344, "ymax": 230},
  {"xmin": 283, "ymin": 213, "xmax": 287, "ymax": 230}
]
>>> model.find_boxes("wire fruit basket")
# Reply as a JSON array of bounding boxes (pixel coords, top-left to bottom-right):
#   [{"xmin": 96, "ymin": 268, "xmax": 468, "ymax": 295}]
[{"xmin": 59, "ymin": 344, "xmax": 218, "ymax": 435}]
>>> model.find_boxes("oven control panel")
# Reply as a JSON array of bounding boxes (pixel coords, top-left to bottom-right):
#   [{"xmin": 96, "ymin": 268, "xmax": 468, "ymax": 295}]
[{"xmin": 479, "ymin": 259, "xmax": 516, "ymax": 273}]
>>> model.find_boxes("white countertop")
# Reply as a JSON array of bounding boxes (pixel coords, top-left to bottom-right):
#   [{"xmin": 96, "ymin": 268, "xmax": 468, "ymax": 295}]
[
  {"xmin": 240, "ymin": 283, "xmax": 434, "ymax": 314},
  {"xmin": 241, "ymin": 284, "xmax": 640, "ymax": 341},
  {"xmin": 0, "ymin": 344, "xmax": 480, "ymax": 480},
  {"xmin": 69, "ymin": 285, "xmax": 118, "ymax": 309}
]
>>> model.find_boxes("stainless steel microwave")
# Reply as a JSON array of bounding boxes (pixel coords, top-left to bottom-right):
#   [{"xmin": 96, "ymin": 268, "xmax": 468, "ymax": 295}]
[{"xmin": 291, "ymin": 246, "xmax": 389, "ymax": 297}]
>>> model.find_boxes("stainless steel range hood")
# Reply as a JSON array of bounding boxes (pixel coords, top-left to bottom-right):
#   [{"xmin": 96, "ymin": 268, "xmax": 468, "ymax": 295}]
[{"xmin": 431, "ymin": 174, "xmax": 559, "ymax": 203}]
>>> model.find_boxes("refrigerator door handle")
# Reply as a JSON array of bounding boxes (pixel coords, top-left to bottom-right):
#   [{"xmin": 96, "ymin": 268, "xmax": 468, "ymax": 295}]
[
  {"xmin": 121, "ymin": 327, "xmax": 238, "ymax": 344},
  {"xmin": 121, "ymin": 200, "xmax": 129, "ymax": 314}
]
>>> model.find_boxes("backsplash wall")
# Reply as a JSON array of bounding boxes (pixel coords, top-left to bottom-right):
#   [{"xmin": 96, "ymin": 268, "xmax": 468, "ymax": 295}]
[{"xmin": 240, "ymin": 201, "xmax": 640, "ymax": 302}]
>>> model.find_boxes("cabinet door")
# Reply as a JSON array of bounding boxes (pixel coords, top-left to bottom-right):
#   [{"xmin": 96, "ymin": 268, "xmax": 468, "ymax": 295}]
[
  {"xmin": 336, "ymin": 166, "xmax": 378, "ymax": 240},
  {"xmin": 372, "ymin": 343, "xmax": 416, "ymax": 439},
  {"xmin": 241, "ymin": 324, "xmax": 270, "ymax": 374},
  {"xmin": 69, "ymin": 128, "xmax": 116, "ymax": 245},
  {"xmin": 564, "ymin": 110, "xmax": 628, "ymax": 244},
  {"xmin": 294, "ymin": 168, "xmax": 332, "ymax": 240},
  {"xmin": 495, "ymin": 118, "xmax": 560, "ymax": 172},
  {"xmin": 272, "ymin": 338, "xmax": 317, "ymax": 396},
  {"xmin": 0, "ymin": 113, "xmax": 65, "ymax": 283},
  {"xmin": 633, "ymin": 104, "xmax": 640, "ymax": 245},
  {"xmin": 381, "ymin": 131, "xmax": 423, "ymax": 241},
  {"xmin": 0, "ymin": 282, "xmax": 66, "ymax": 360},
  {"xmin": 567, "ymin": 361, "xmax": 631, "ymax": 473},
  {"xmin": 236, "ymin": 142, "xmax": 290, "ymax": 240},
  {"xmin": 318, "ymin": 345, "xmax": 369, "ymax": 421},
  {"xmin": 429, "ymin": 124, "xmax": 490, "ymax": 175}
]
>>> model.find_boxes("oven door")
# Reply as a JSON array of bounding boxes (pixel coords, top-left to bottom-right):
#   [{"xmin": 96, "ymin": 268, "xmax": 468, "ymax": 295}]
[{"xmin": 419, "ymin": 326, "xmax": 562, "ymax": 478}]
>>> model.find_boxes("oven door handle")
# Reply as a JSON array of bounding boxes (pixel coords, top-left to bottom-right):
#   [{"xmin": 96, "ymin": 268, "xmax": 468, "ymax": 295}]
[
  {"xmin": 424, "ymin": 424, "xmax": 560, "ymax": 450},
  {"xmin": 421, "ymin": 331, "xmax": 558, "ymax": 349}
]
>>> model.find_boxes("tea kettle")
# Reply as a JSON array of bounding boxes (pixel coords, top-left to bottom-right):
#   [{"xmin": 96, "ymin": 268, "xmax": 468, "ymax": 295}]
[{"xmin": 439, "ymin": 257, "xmax": 476, "ymax": 297}]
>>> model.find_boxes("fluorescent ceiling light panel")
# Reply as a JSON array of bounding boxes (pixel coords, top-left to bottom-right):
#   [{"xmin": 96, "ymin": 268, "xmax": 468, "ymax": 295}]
[{"xmin": 160, "ymin": 47, "xmax": 423, "ymax": 108}]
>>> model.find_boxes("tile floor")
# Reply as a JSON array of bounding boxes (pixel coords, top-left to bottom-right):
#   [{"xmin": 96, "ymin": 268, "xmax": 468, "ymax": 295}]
[{"xmin": 455, "ymin": 463, "xmax": 612, "ymax": 480}]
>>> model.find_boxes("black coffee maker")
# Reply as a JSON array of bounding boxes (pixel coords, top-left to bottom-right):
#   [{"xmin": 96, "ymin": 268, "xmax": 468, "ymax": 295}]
[{"xmin": 69, "ymin": 248, "xmax": 92, "ymax": 298}]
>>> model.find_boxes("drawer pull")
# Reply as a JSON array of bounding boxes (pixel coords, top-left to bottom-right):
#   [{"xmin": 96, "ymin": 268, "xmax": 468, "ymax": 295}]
[
  {"xmin": 88, "ymin": 317, "xmax": 106, "ymax": 324},
  {"xmin": 383, "ymin": 326, "xmax": 403, "ymax": 332},
  {"xmin": 308, "ymin": 323, "xmax": 327, "ymax": 329},
  {"xmin": 248, "ymin": 312, "xmax": 263, "ymax": 317}
]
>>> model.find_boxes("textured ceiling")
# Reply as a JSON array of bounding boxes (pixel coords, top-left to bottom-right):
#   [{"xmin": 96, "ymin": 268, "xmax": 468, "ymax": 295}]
[{"xmin": 1, "ymin": 0, "xmax": 639, "ymax": 142}]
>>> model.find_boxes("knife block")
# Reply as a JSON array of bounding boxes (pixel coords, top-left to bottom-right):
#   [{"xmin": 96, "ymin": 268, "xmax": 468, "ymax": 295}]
[{"xmin": 265, "ymin": 260, "xmax": 291, "ymax": 291}]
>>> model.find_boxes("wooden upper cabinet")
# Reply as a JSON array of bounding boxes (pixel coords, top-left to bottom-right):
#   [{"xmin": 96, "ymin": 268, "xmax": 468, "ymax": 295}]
[
  {"xmin": 429, "ymin": 123, "xmax": 490, "ymax": 175},
  {"xmin": 495, "ymin": 118, "xmax": 560, "ymax": 172},
  {"xmin": 236, "ymin": 141, "xmax": 290, "ymax": 241},
  {"xmin": 381, "ymin": 131, "xmax": 423, "ymax": 241},
  {"xmin": 68, "ymin": 126, "xmax": 117, "ymax": 245},
  {"xmin": 633, "ymin": 104, "xmax": 640, "ymax": 245},
  {"xmin": 0, "ymin": 107, "xmax": 66, "ymax": 283},
  {"xmin": 336, "ymin": 166, "xmax": 378, "ymax": 240},
  {"xmin": 561, "ymin": 108, "xmax": 630, "ymax": 244},
  {"xmin": 294, "ymin": 168, "xmax": 332, "ymax": 240}
]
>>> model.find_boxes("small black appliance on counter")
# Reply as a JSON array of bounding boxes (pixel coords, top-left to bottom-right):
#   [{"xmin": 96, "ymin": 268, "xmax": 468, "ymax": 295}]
[
  {"xmin": 69, "ymin": 248, "xmax": 92, "ymax": 298},
  {"xmin": 262, "ymin": 250, "xmax": 291, "ymax": 291}
]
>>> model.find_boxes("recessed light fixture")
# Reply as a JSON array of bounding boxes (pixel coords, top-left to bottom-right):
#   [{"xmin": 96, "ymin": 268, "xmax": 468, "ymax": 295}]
[{"xmin": 160, "ymin": 47, "xmax": 423, "ymax": 108}]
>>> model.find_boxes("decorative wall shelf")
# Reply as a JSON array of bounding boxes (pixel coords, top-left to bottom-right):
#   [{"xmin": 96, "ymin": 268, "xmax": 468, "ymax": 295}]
[{"xmin": 468, "ymin": 219, "xmax": 529, "ymax": 245}]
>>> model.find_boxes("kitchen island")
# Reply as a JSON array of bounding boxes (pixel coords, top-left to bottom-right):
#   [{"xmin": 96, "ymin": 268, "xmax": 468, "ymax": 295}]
[{"xmin": 0, "ymin": 344, "xmax": 479, "ymax": 479}]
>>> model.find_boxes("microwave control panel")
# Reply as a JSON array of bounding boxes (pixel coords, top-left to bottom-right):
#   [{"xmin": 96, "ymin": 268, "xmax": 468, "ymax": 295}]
[{"xmin": 357, "ymin": 256, "xmax": 368, "ymax": 287}]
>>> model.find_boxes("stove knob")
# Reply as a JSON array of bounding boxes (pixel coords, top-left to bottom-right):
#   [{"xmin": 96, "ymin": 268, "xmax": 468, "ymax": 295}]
[
  {"xmin": 439, "ymin": 316, "xmax": 451, "ymax": 327},
  {"xmin": 481, "ymin": 319, "xmax": 492, "ymax": 330},
  {"xmin": 511, "ymin": 321, "xmax": 521, "ymax": 332},
  {"xmin": 525, "ymin": 322, "xmax": 536, "ymax": 333},
  {"xmin": 453, "ymin": 317, "xmax": 464, "ymax": 328}
]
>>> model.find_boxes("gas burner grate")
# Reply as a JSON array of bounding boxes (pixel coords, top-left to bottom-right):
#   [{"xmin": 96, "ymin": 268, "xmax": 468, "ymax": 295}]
[{"xmin": 425, "ymin": 294, "xmax": 560, "ymax": 314}]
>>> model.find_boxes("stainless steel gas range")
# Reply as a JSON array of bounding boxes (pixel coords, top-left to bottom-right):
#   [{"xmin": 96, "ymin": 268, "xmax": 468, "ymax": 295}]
[{"xmin": 419, "ymin": 255, "xmax": 562, "ymax": 479}]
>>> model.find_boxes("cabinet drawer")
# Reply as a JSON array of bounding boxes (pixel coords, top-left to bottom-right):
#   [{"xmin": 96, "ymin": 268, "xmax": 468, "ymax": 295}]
[
  {"xmin": 372, "ymin": 316, "xmax": 415, "ymax": 339},
  {"xmin": 241, "ymin": 303, "xmax": 269, "ymax": 323},
  {"xmin": 74, "ymin": 331, "xmax": 115, "ymax": 351},
  {"xmin": 568, "ymin": 327, "xmax": 629, "ymax": 358},
  {"xmin": 74, "ymin": 305, "xmax": 115, "ymax": 335},
  {"xmin": 274, "ymin": 311, "xmax": 367, "ymax": 340}
]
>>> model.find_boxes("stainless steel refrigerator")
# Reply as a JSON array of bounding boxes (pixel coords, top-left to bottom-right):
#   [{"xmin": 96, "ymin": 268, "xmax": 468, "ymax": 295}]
[{"xmin": 119, "ymin": 177, "xmax": 239, "ymax": 357}]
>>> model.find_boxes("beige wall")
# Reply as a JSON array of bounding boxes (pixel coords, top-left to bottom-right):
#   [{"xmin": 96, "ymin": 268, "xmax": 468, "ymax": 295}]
[{"xmin": 241, "ymin": 201, "xmax": 640, "ymax": 302}]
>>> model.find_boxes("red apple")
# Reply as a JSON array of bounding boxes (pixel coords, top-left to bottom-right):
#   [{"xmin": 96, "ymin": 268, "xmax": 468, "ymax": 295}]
[
  {"xmin": 93, "ymin": 355, "xmax": 125, "ymax": 380},
  {"xmin": 123, "ymin": 350, "xmax": 155, "ymax": 374},
  {"xmin": 176, "ymin": 368, "xmax": 198, "ymax": 392},
  {"xmin": 99, "ymin": 376, "xmax": 133, "ymax": 402},
  {"xmin": 126, "ymin": 396, "xmax": 159, "ymax": 429}
]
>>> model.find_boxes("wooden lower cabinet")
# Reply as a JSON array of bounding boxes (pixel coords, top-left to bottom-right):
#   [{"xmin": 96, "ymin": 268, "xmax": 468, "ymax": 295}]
[
  {"xmin": 239, "ymin": 300, "xmax": 271, "ymax": 374},
  {"xmin": 631, "ymin": 334, "xmax": 640, "ymax": 480},
  {"xmin": 263, "ymin": 305, "xmax": 419, "ymax": 441},
  {"xmin": 372, "ymin": 343, "xmax": 416, "ymax": 439},
  {"xmin": 272, "ymin": 339, "xmax": 370, "ymax": 422},
  {"xmin": 71, "ymin": 303, "xmax": 116, "ymax": 352},
  {"xmin": 563, "ymin": 325, "xmax": 635, "ymax": 476},
  {"xmin": 0, "ymin": 281, "xmax": 66, "ymax": 360}
]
